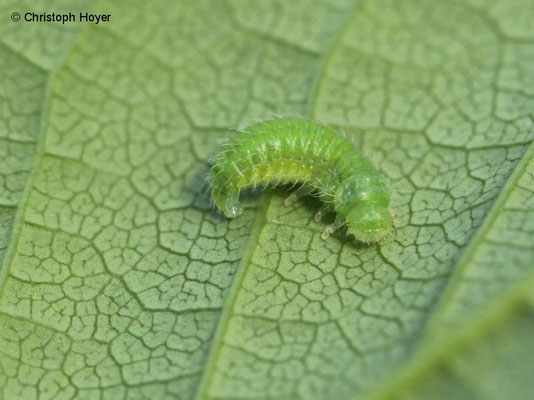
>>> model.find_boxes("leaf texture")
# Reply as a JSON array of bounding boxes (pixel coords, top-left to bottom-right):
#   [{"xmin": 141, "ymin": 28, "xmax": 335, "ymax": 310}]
[{"xmin": 0, "ymin": 0, "xmax": 533, "ymax": 399}]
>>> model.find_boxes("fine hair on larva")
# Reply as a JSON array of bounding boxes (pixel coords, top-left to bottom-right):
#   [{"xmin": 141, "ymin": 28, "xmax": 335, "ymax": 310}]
[{"xmin": 206, "ymin": 116, "xmax": 393, "ymax": 243}]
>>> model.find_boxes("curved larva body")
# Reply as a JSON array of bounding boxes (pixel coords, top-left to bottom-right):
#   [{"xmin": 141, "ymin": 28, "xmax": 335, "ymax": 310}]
[{"xmin": 207, "ymin": 117, "xmax": 392, "ymax": 243}]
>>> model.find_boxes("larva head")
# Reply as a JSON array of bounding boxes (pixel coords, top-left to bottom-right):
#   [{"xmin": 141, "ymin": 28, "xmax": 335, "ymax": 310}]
[
  {"xmin": 335, "ymin": 172, "xmax": 392, "ymax": 243},
  {"xmin": 346, "ymin": 205, "xmax": 392, "ymax": 243}
]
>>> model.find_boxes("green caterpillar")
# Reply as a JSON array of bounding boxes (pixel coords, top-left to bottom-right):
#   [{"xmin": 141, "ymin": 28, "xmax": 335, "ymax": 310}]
[{"xmin": 207, "ymin": 117, "xmax": 393, "ymax": 243}]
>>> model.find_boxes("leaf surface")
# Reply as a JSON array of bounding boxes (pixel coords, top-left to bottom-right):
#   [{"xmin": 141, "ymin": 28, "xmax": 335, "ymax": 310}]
[{"xmin": 0, "ymin": 0, "xmax": 533, "ymax": 399}]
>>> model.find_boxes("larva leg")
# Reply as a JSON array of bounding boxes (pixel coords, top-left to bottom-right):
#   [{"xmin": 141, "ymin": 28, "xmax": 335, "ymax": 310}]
[
  {"xmin": 321, "ymin": 214, "xmax": 345, "ymax": 240},
  {"xmin": 211, "ymin": 188, "xmax": 243, "ymax": 218},
  {"xmin": 283, "ymin": 186, "xmax": 314, "ymax": 207},
  {"xmin": 314, "ymin": 204, "xmax": 333, "ymax": 223}
]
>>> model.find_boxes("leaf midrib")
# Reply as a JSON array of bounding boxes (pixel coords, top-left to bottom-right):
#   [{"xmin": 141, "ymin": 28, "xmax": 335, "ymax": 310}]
[
  {"xmin": 192, "ymin": 3, "xmax": 365, "ymax": 397},
  {"xmin": 360, "ymin": 272, "xmax": 534, "ymax": 400},
  {"xmin": 0, "ymin": 26, "xmax": 95, "ymax": 298},
  {"xmin": 356, "ymin": 142, "xmax": 534, "ymax": 400},
  {"xmin": 421, "ymin": 140, "xmax": 534, "ymax": 341},
  {"xmin": 193, "ymin": 192, "xmax": 273, "ymax": 399}
]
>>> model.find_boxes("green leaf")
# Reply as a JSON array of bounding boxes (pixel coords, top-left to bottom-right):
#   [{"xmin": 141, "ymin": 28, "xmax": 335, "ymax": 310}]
[
  {"xmin": 1, "ymin": 0, "xmax": 533, "ymax": 399},
  {"xmin": 361, "ymin": 147, "xmax": 534, "ymax": 400}
]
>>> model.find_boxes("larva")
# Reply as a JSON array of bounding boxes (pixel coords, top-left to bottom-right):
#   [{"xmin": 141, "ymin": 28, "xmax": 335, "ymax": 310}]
[{"xmin": 207, "ymin": 117, "xmax": 393, "ymax": 243}]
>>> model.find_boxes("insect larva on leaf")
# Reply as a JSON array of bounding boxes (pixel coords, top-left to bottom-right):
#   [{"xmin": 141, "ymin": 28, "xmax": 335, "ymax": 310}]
[{"xmin": 207, "ymin": 117, "xmax": 393, "ymax": 244}]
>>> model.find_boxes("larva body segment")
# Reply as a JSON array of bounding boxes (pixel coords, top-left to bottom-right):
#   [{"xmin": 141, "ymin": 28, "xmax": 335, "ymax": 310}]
[{"xmin": 207, "ymin": 117, "xmax": 392, "ymax": 243}]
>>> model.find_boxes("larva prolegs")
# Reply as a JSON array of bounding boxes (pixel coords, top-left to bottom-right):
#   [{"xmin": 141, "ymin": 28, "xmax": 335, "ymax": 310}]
[{"xmin": 211, "ymin": 188, "xmax": 243, "ymax": 218}]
